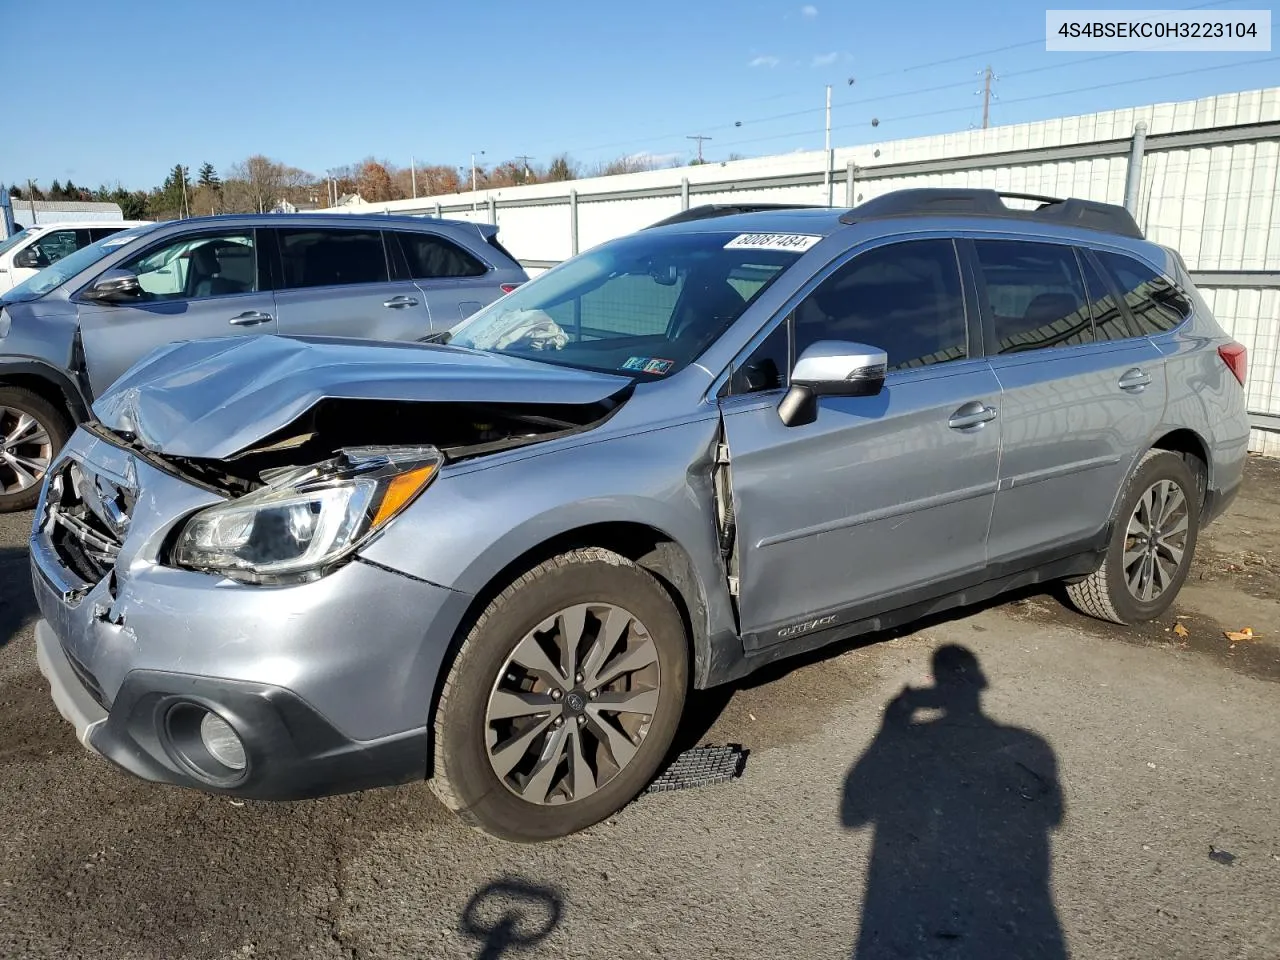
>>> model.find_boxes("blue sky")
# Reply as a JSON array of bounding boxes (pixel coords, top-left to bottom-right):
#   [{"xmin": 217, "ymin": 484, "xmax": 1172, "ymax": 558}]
[{"xmin": 5, "ymin": 0, "xmax": 1276, "ymax": 190}]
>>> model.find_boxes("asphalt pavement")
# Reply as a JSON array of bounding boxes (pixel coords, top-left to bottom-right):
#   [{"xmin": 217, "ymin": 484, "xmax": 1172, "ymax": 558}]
[{"xmin": 1, "ymin": 461, "xmax": 1277, "ymax": 960}]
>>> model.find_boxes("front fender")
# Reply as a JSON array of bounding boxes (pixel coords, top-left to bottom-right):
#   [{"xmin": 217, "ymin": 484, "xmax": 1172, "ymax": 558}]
[
  {"xmin": 358, "ymin": 416, "xmax": 737, "ymax": 652},
  {"xmin": 0, "ymin": 355, "xmax": 91, "ymax": 420}
]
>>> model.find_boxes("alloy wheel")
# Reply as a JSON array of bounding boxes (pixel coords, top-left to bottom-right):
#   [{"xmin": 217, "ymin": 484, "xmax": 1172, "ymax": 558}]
[
  {"xmin": 1123, "ymin": 478, "xmax": 1190, "ymax": 602},
  {"xmin": 0, "ymin": 406, "xmax": 53, "ymax": 495},
  {"xmin": 485, "ymin": 602, "xmax": 661, "ymax": 806}
]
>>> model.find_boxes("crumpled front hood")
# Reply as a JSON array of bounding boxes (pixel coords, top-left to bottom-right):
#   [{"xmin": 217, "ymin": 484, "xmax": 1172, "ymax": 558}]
[{"xmin": 93, "ymin": 335, "xmax": 631, "ymax": 459}]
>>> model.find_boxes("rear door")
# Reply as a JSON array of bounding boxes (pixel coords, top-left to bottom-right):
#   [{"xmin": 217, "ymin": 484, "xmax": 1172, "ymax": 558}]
[
  {"xmin": 390, "ymin": 229, "xmax": 505, "ymax": 330},
  {"xmin": 78, "ymin": 228, "xmax": 276, "ymax": 396},
  {"xmin": 270, "ymin": 226, "xmax": 433, "ymax": 341},
  {"xmin": 974, "ymin": 237, "xmax": 1167, "ymax": 565}
]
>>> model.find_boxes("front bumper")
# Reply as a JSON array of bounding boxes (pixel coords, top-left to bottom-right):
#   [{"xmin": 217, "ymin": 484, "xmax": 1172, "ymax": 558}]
[
  {"xmin": 30, "ymin": 426, "xmax": 474, "ymax": 800},
  {"xmin": 35, "ymin": 620, "xmax": 430, "ymax": 800}
]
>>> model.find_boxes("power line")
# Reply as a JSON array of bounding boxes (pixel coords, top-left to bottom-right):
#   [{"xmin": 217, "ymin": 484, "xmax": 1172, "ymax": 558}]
[
  {"xmin": 687, "ymin": 134, "xmax": 713, "ymax": 163},
  {"xmin": 714, "ymin": 55, "xmax": 1280, "ymax": 150}
]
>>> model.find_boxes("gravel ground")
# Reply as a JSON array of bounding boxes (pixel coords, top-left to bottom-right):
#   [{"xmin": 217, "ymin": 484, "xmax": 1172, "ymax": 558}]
[{"xmin": 0, "ymin": 459, "xmax": 1277, "ymax": 960}]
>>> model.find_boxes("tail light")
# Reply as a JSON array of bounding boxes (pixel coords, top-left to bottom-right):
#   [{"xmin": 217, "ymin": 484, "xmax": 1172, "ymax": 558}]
[
  {"xmin": 1218, "ymin": 342, "xmax": 1247, "ymax": 386},
  {"xmin": 499, "ymin": 283, "xmax": 522, "ymax": 295}
]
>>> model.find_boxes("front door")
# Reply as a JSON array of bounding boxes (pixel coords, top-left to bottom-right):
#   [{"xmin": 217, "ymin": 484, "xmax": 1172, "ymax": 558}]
[
  {"xmin": 719, "ymin": 237, "xmax": 1002, "ymax": 648},
  {"xmin": 78, "ymin": 228, "xmax": 276, "ymax": 396},
  {"xmin": 271, "ymin": 227, "xmax": 433, "ymax": 342}
]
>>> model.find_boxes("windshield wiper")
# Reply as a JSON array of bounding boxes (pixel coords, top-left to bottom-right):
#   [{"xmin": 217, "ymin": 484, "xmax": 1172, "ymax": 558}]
[{"xmin": 419, "ymin": 331, "xmax": 452, "ymax": 345}]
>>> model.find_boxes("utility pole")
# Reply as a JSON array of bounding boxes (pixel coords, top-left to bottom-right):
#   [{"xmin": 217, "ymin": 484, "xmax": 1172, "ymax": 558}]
[
  {"xmin": 180, "ymin": 164, "xmax": 190, "ymax": 219},
  {"xmin": 687, "ymin": 134, "xmax": 712, "ymax": 164},
  {"xmin": 981, "ymin": 65, "xmax": 994, "ymax": 129},
  {"xmin": 471, "ymin": 150, "xmax": 485, "ymax": 210},
  {"xmin": 410, "ymin": 156, "xmax": 417, "ymax": 199},
  {"xmin": 824, "ymin": 84, "xmax": 833, "ymax": 206},
  {"xmin": 515, "ymin": 155, "xmax": 535, "ymax": 183},
  {"xmin": 27, "ymin": 179, "xmax": 36, "ymax": 225}
]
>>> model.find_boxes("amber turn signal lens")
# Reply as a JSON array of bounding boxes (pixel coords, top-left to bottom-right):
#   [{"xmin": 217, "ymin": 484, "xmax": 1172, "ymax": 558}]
[{"xmin": 371, "ymin": 464, "xmax": 438, "ymax": 527}]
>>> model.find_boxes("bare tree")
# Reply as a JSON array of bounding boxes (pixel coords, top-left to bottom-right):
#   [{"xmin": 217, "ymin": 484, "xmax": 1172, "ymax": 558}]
[
  {"xmin": 545, "ymin": 154, "xmax": 579, "ymax": 182},
  {"xmin": 593, "ymin": 154, "xmax": 660, "ymax": 177},
  {"xmin": 224, "ymin": 155, "xmax": 313, "ymax": 213}
]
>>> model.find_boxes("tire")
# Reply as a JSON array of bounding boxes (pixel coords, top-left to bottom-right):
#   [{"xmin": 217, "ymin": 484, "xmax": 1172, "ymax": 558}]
[
  {"xmin": 0, "ymin": 386, "xmax": 71, "ymax": 513},
  {"xmin": 1066, "ymin": 449, "xmax": 1200, "ymax": 625},
  {"xmin": 431, "ymin": 548, "xmax": 689, "ymax": 842}
]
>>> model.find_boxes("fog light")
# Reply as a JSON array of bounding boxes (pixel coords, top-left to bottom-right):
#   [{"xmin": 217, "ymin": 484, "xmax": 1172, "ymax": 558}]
[{"xmin": 199, "ymin": 712, "xmax": 247, "ymax": 771}]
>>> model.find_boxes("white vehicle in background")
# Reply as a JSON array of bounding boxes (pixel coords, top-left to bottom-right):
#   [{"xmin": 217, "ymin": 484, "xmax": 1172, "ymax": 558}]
[{"xmin": 0, "ymin": 221, "xmax": 150, "ymax": 294}]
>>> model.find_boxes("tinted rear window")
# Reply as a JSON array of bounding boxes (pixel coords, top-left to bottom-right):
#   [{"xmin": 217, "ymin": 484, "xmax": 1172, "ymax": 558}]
[
  {"xmin": 276, "ymin": 228, "xmax": 388, "ymax": 289},
  {"xmin": 974, "ymin": 240, "xmax": 1092, "ymax": 353},
  {"xmin": 395, "ymin": 232, "xmax": 487, "ymax": 279},
  {"xmin": 1098, "ymin": 252, "xmax": 1191, "ymax": 336}
]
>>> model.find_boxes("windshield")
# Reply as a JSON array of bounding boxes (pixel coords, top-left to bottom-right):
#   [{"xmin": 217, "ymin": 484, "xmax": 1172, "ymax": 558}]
[
  {"xmin": 2, "ymin": 224, "xmax": 158, "ymax": 302},
  {"xmin": 0, "ymin": 228, "xmax": 34, "ymax": 257},
  {"xmin": 447, "ymin": 229, "xmax": 812, "ymax": 377}
]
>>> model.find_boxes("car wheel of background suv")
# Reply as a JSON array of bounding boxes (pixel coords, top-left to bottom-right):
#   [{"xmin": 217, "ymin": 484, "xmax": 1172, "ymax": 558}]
[
  {"xmin": 0, "ymin": 386, "xmax": 70, "ymax": 513},
  {"xmin": 1066, "ymin": 449, "xmax": 1201, "ymax": 625},
  {"xmin": 430, "ymin": 547, "xmax": 689, "ymax": 842}
]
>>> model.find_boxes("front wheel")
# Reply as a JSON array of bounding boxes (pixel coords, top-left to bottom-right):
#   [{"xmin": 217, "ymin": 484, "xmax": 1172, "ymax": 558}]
[
  {"xmin": 0, "ymin": 386, "xmax": 71, "ymax": 513},
  {"xmin": 431, "ymin": 548, "xmax": 689, "ymax": 842},
  {"xmin": 1066, "ymin": 450, "xmax": 1200, "ymax": 624}
]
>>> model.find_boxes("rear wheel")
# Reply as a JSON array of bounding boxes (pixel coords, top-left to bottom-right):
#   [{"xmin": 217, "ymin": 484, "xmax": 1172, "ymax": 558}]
[
  {"xmin": 431, "ymin": 548, "xmax": 688, "ymax": 842},
  {"xmin": 1066, "ymin": 450, "xmax": 1199, "ymax": 624},
  {"xmin": 0, "ymin": 387, "xmax": 70, "ymax": 513}
]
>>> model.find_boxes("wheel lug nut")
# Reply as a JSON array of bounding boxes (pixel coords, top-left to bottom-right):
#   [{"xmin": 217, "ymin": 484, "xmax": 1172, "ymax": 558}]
[
  {"xmin": 550, "ymin": 689, "xmax": 562, "ymax": 700},
  {"xmin": 577, "ymin": 714, "xmax": 586, "ymax": 725},
  {"xmin": 588, "ymin": 690, "xmax": 598, "ymax": 700},
  {"xmin": 575, "ymin": 673, "xmax": 583, "ymax": 683},
  {"xmin": 553, "ymin": 716, "xmax": 564, "ymax": 727}
]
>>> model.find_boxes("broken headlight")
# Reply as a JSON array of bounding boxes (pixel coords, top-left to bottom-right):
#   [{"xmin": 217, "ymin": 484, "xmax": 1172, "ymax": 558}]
[{"xmin": 170, "ymin": 446, "xmax": 442, "ymax": 583}]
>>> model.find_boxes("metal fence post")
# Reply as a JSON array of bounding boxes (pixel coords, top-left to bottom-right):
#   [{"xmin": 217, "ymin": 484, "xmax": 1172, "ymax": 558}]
[
  {"xmin": 845, "ymin": 161, "xmax": 857, "ymax": 207},
  {"xmin": 681, "ymin": 177, "xmax": 690, "ymax": 211},
  {"xmin": 569, "ymin": 190, "xmax": 579, "ymax": 256},
  {"xmin": 1123, "ymin": 121, "xmax": 1148, "ymax": 218},
  {"xmin": 487, "ymin": 196, "xmax": 497, "ymax": 226},
  {"xmin": 434, "ymin": 202, "xmax": 442, "ymax": 219}
]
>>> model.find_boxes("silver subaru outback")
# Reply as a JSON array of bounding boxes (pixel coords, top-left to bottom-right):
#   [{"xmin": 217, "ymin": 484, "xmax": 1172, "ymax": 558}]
[{"xmin": 31, "ymin": 190, "xmax": 1249, "ymax": 841}]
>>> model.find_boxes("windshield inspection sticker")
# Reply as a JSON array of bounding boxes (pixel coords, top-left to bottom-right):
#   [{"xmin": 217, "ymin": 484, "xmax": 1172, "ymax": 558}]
[
  {"xmin": 622, "ymin": 356, "xmax": 650, "ymax": 371},
  {"xmin": 642, "ymin": 358, "xmax": 674, "ymax": 375},
  {"xmin": 724, "ymin": 233, "xmax": 821, "ymax": 252}
]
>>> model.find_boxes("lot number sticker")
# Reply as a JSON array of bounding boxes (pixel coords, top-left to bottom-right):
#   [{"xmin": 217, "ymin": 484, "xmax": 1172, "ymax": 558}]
[{"xmin": 724, "ymin": 233, "xmax": 821, "ymax": 252}]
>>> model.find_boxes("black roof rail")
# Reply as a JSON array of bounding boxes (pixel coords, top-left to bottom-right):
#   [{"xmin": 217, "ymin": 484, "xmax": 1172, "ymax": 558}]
[
  {"xmin": 837, "ymin": 188, "xmax": 1143, "ymax": 239},
  {"xmin": 646, "ymin": 203, "xmax": 826, "ymax": 229}
]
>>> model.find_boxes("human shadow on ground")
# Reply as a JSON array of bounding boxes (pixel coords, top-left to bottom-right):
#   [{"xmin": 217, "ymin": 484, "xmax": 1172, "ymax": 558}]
[
  {"xmin": 0, "ymin": 545, "xmax": 37, "ymax": 648},
  {"xmin": 841, "ymin": 644, "xmax": 1067, "ymax": 960},
  {"xmin": 460, "ymin": 877, "xmax": 564, "ymax": 960}
]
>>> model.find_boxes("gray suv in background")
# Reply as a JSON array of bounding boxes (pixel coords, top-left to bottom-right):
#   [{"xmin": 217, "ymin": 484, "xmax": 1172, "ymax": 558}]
[
  {"xmin": 0, "ymin": 213, "xmax": 527, "ymax": 510},
  {"xmin": 30, "ymin": 190, "xmax": 1249, "ymax": 841}
]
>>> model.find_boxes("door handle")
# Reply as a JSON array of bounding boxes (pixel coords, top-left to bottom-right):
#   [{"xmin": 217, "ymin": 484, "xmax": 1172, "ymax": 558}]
[
  {"xmin": 948, "ymin": 401, "xmax": 997, "ymax": 430},
  {"xmin": 383, "ymin": 295, "xmax": 419, "ymax": 309},
  {"xmin": 1118, "ymin": 367, "xmax": 1152, "ymax": 392},
  {"xmin": 228, "ymin": 311, "xmax": 273, "ymax": 326}
]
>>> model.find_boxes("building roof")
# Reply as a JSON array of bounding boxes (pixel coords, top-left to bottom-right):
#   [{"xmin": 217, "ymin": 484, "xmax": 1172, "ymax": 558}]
[{"xmin": 7, "ymin": 200, "xmax": 124, "ymax": 214}]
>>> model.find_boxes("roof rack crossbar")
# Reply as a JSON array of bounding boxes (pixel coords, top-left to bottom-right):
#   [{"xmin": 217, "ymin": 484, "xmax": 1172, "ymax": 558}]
[
  {"xmin": 646, "ymin": 203, "xmax": 826, "ymax": 229},
  {"xmin": 837, "ymin": 188, "xmax": 1143, "ymax": 239}
]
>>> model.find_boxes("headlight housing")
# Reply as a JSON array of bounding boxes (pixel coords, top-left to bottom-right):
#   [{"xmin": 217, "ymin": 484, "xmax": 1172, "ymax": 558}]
[{"xmin": 170, "ymin": 445, "xmax": 441, "ymax": 583}]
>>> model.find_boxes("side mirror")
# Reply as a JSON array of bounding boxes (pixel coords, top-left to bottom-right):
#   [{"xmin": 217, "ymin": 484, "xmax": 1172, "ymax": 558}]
[
  {"xmin": 12, "ymin": 247, "xmax": 46, "ymax": 269},
  {"xmin": 81, "ymin": 269, "xmax": 143, "ymax": 303},
  {"xmin": 778, "ymin": 340, "xmax": 888, "ymax": 427}
]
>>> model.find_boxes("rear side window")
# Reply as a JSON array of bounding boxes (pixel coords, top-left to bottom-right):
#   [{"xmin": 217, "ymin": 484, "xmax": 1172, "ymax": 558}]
[
  {"xmin": 395, "ymin": 232, "xmax": 487, "ymax": 279},
  {"xmin": 1097, "ymin": 252, "xmax": 1192, "ymax": 336},
  {"xmin": 88, "ymin": 227, "xmax": 127, "ymax": 243},
  {"xmin": 486, "ymin": 234, "xmax": 519, "ymax": 265},
  {"xmin": 792, "ymin": 239, "xmax": 968, "ymax": 371},
  {"xmin": 276, "ymin": 228, "xmax": 388, "ymax": 289},
  {"xmin": 974, "ymin": 240, "xmax": 1091, "ymax": 353},
  {"xmin": 1078, "ymin": 251, "xmax": 1132, "ymax": 342}
]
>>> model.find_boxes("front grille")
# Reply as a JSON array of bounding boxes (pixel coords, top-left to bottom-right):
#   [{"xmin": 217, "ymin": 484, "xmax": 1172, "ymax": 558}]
[
  {"xmin": 63, "ymin": 641, "xmax": 111, "ymax": 710},
  {"xmin": 44, "ymin": 460, "xmax": 132, "ymax": 587}
]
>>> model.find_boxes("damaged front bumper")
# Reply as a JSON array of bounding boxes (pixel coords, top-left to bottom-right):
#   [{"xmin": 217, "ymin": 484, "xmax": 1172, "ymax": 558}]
[{"xmin": 30, "ymin": 427, "xmax": 474, "ymax": 800}]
